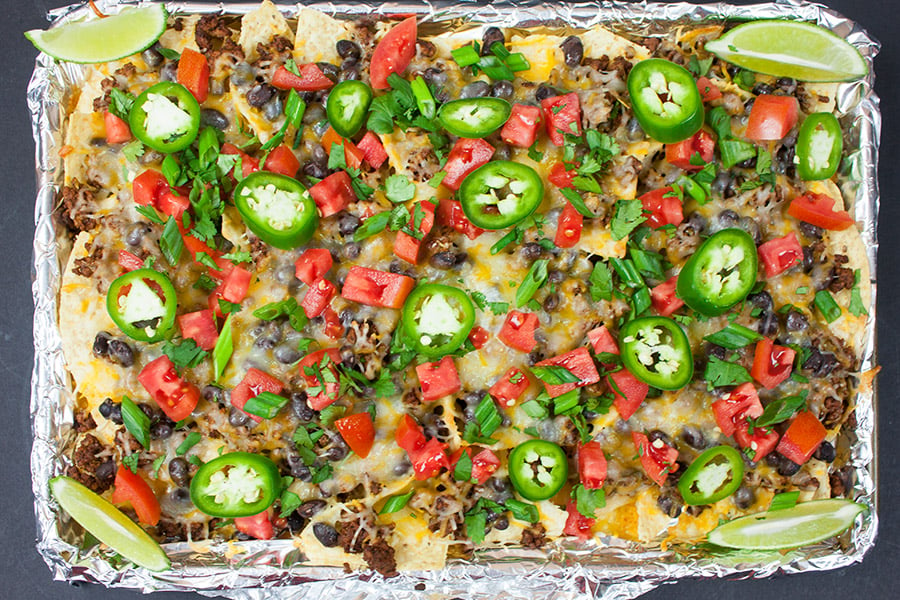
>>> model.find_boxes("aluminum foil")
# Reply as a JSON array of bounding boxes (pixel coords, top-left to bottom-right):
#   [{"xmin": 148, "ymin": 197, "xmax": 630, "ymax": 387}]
[{"xmin": 28, "ymin": 1, "xmax": 881, "ymax": 598}]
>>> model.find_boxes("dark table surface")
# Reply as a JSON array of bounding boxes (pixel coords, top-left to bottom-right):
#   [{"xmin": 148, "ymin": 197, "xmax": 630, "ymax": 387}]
[{"xmin": 3, "ymin": 1, "xmax": 897, "ymax": 598}]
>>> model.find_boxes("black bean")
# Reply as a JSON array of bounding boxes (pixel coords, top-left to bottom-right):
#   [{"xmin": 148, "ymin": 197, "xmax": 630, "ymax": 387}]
[
  {"xmin": 520, "ymin": 242, "xmax": 543, "ymax": 261},
  {"xmin": 490, "ymin": 80, "xmax": 514, "ymax": 99},
  {"xmin": 338, "ymin": 66, "xmax": 360, "ymax": 82},
  {"xmin": 292, "ymin": 393, "xmax": 316, "ymax": 422},
  {"xmin": 303, "ymin": 162, "xmax": 328, "ymax": 180},
  {"xmin": 126, "ymin": 222, "xmax": 153, "ymax": 246},
  {"xmin": 785, "ymin": 310, "xmax": 809, "ymax": 332},
  {"xmin": 429, "ymin": 251, "xmax": 457, "ymax": 270},
  {"xmin": 229, "ymin": 406, "xmax": 249, "ymax": 427},
  {"xmin": 95, "ymin": 459, "xmax": 117, "ymax": 483},
  {"xmin": 803, "ymin": 348, "xmax": 839, "ymax": 377},
  {"xmin": 202, "ymin": 385, "xmax": 225, "ymax": 404},
  {"xmin": 422, "ymin": 67, "xmax": 448, "ymax": 88},
  {"xmin": 89, "ymin": 137, "xmax": 108, "ymax": 148},
  {"xmin": 798, "ymin": 221, "xmax": 824, "ymax": 240},
  {"xmin": 548, "ymin": 269, "xmax": 565, "ymax": 284},
  {"xmin": 336, "ymin": 40, "xmax": 361, "ymax": 60},
  {"xmin": 317, "ymin": 62, "xmax": 339, "ymax": 81},
  {"xmin": 711, "ymin": 172, "xmax": 732, "ymax": 197},
  {"xmin": 98, "ymin": 398, "xmax": 122, "ymax": 424},
  {"xmin": 107, "ymin": 340, "xmax": 135, "ymax": 367},
  {"xmin": 736, "ymin": 156, "xmax": 757, "ymax": 169},
  {"xmin": 703, "ymin": 342, "xmax": 726, "ymax": 360},
  {"xmin": 341, "ymin": 242, "xmax": 361, "ymax": 261},
  {"xmin": 781, "ymin": 129, "xmax": 799, "ymax": 148},
  {"xmin": 169, "ymin": 487, "xmax": 191, "ymax": 504},
  {"xmin": 748, "ymin": 291, "xmax": 774, "ymax": 312},
  {"xmin": 542, "ymin": 293, "xmax": 560, "ymax": 312},
  {"xmin": 336, "ymin": 212, "xmax": 361, "ymax": 237},
  {"xmin": 490, "ymin": 477, "xmax": 512, "ymax": 494},
  {"xmin": 322, "ymin": 438, "xmax": 349, "ymax": 462},
  {"xmin": 141, "ymin": 46, "xmax": 164, "ymax": 68},
  {"xmin": 493, "ymin": 143, "xmax": 511, "ymax": 161},
  {"xmin": 657, "ymin": 494, "xmax": 683, "ymax": 518},
  {"xmin": 150, "ymin": 421, "xmax": 173, "ymax": 439},
  {"xmin": 560, "ymin": 36, "xmax": 584, "ymax": 67},
  {"xmin": 200, "ymin": 108, "xmax": 229, "ymax": 130},
  {"xmin": 680, "ymin": 426, "xmax": 707, "ymax": 450},
  {"xmin": 263, "ymin": 96, "xmax": 284, "ymax": 122},
  {"xmin": 254, "ymin": 322, "xmax": 282, "ymax": 349},
  {"xmin": 648, "ymin": 429, "xmax": 674, "ymax": 448},
  {"xmin": 625, "ymin": 117, "xmax": 645, "ymax": 142},
  {"xmin": 757, "ymin": 310, "xmax": 779, "ymax": 336},
  {"xmin": 535, "ymin": 85, "xmax": 559, "ymax": 102},
  {"xmin": 287, "ymin": 454, "xmax": 313, "ymax": 481},
  {"xmin": 92, "ymin": 332, "xmax": 111, "ymax": 357},
  {"xmin": 481, "ymin": 27, "xmax": 505, "ymax": 55},
  {"xmin": 776, "ymin": 77, "xmax": 797, "ymax": 94},
  {"xmin": 455, "ymin": 252, "xmax": 469, "ymax": 266},
  {"xmin": 716, "ymin": 209, "xmax": 740, "ymax": 229},
  {"xmin": 493, "ymin": 516, "xmax": 509, "ymax": 531},
  {"xmin": 394, "ymin": 458, "xmax": 412, "ymax": 476},
  {"xmin": 738, "ymin": 217, "xmax": 761, "ymax": 245},
  {"xmin": 685, "ymin": 212, "xmax": 707, "ymax": 234},
  {"xmin": 814, "ymin": 440, "xmax": 836, "ymax": 463},
  {"xmin": 774, "ymin": 144, "xmax": 796, "ymax": 175},
  {"xmin": 313, "ymin": 523, "xmax": 339, "ymax": 547},
  {"xmin": 274, "ymin": 344, "xmax": 301, "ymax": 365},
  {"xmin": 303, "ymin": 104, "xmax": 326, "ymax": 125},
  {"xmin": 751, "ymin": 83, "xmax": 774, "ymax": 96},
  {"xmin": 298, "ymin": 499, "xmax": 327, "ymax": 518},
  {"xmin": 777, "ymin": 457, "xmax": 801, "ymax": 477},
  {"xmin": 460, "ymin": 81, "xmax": 491, "ymax": 99},
  {"xmin": 733, "ymin": 486, "xmax": 755, "ymax": 509},
  {"xmin": 160, "ymin": 62, "xmax": 178, "ymax": 82},
  {"xmin": 246, "ymin": 83, "xmax": 276, "ymax": 108},
  {"xmin": 168, "ymin": 457, "xmax": 191, "ymax": 487}
]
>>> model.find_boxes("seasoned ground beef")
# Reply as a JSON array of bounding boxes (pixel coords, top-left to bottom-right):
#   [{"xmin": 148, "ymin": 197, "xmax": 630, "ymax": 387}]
[
  {"xmin": 829, "ymin": 254, "xmax": 855, "ymax": 292},
  {"xmin": 74, "ymin": 410, "xmax": 96, "ymax": 433},
  {"xmin": 72, "ymin": 243, "xmax": 103, "ymax": 278},
  {"xmin": 195, "ymin": 15, "xmax": 232, "ymax": 53},
  {"xmin": 363, "ymin": 538, "xmax": 398, "ymax": 577},
  {"xmin": 59, "ymin": 180, "xmax": 98, "ymax": 234},
  {"xmin": 256, "ymin": 35, "xmax": 293, "ymax": 62},
  {"xmin": 520, "ymin": 523, "xmax": 547, "ymax": 549},
  {"xmin": 67, "ymin": 434, "xmax": 112, "ymax": 493}
]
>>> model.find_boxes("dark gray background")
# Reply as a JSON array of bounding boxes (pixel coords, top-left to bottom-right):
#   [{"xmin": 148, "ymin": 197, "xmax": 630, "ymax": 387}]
[{"xmin": 3, "ymin": 1, "xmax": 897, "ymax": 598}]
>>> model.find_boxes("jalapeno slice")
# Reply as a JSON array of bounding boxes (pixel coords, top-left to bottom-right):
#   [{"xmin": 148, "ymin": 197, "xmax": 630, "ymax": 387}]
[
  {"xmin": 676, "ymin": 228, "xmax": 758, "ymax": 317},
  {"xmin": 677, "ymin": 445, "xmax": 744, "ymax": 505},
  {"xmin": 508, "ymin": 439, "xmax": 568, "ymax": 501},
  {"xmin": 129, "ymin": 82, "xmax": 201, "ymax": 153},
  {"xmin": 106, "ymin": 268, "xmax": 178, "ymax": 343},
  {"xmin": 796, "ymin": 112, "xmax": 843, "ymax": 181},
  {"xmin": 627, "ymin": 59, "xmax": 704, "ymax": 144},
  {"xmin": 233, "ymin": 171, "xmax": 318, "ymax": 250},
  {"xmin": 401, "ymin": 284, "xmax": 476, "ymax": 357},
  {"xmin": 326, "ymin": 80, "xmax": 374, "ymax": 138},
  {"xmin": 458, "ymin": 160, "xmax": 544, "ymax": 230},
  {"xmin": 190, "ymin": 452, "xmax": 280, "ymax": 518},
  {"xmin": 438, "ymin": 97, "xmax": 512, "ymax": 138},
  {"xmin": 619, "ymin": 316, "xmax": 693, "ymax": 390}
]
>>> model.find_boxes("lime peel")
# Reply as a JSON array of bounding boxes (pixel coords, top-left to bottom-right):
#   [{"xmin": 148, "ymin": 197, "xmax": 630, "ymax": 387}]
[{"xmin": 25, "ymin": 4, "xmax": 167, "ymax": 64}]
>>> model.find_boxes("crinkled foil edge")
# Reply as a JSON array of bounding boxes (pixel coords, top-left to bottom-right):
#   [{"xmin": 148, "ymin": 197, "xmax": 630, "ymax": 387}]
[{"xmin": 28, "ymin": 1, "xmax": 880, "ymax": 598}]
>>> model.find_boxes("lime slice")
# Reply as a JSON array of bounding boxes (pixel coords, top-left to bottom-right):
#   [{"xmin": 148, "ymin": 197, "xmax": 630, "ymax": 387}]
[
  {"xmin": 705, "ymin": 20, "xmax": 868, "ymax": 82},
  {"xmin": 708, "ymin": 498, "xmax": 866, "ymax": 550},
  {"xmin": 25, "ymin": 4, "xmax": 167, "ymax": 64},
  {"xmin": 49, "ymin": 476, "xmax": 170, "ymax": 571}
]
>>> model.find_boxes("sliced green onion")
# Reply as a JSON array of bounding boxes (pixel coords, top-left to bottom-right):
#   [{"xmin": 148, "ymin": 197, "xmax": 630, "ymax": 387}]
[
  {"xmin": 553, "ymin": 388, "xmax": 581, "ymax": 413},
  {"xmin": 212, "ymin": 314, "xmax": 233, "ymax": 381},
  {"xmin": 704, "ymin": 322, "xmax": 764, "ymax": 349},
  {"xmin": 676, "ymin": 174, "xmax": 708, "ymax": 204},
  {"xmin": 531, "ymin": 365, "xmax": 580, "ymax": 386},
  {"xmin": 515, "ymin": 259, "xmax": 548, "ymax": 307},
  {"xmin": 628, "ymin": 247, "xmax": 665, "ymax": 281},
  {"xmin": 121, "ymin": 396, "xmax": 150, "ymax": 448},
  {"xmin": 478, "ymin": 55, "xmax": 515, "ymax": 81},
  {"xmin": 411, "ymin": 76, "xmax": 436, "ymax": 119},
  {"xmin": 505, "ymin": 53, "xmax": 530, "ymax": 72},
  {"xmin": 814, "ymin": 290, "xmax": 842, "ymax": 323},
  {"xmin": 769, "ymin": 491, "xmax": 800, "ymax": 512},
  {"xmin": 490, "ymin": 228, "xmax": 519, "ymax": 255},
  {"xmin": 610, "ymin": 257, "xmax": 644, "ymax": 289},
  {"xmin": 242, "ymin": 391, "xmax": 289, "ymax": 419},
  {"xmin": 474, "ymin": 395, "xmax": 501, "ymax": 437},
  {"xmin": 719, "ymin": 139, "xmax": 757, "ymax": 169},
  {"xmin": 159, "ymin": 217, "xmax": 184, "ymax": 267},
  {"xmin": 489, "ymin": 41, "xmax": 511, "ymax": 60},
  {"xmin": 175, "ymin": 432, "xmax": 202, "ymax": 456},
  {"xmin": 451, "ymin": 45, "xmax": 480, "ymax": 68},
  {"xmin": 379, "ymin": 490, "xmax": 415, "ymax": 514},
  {"xmin": 631, "ymin": 286, "xmax": 652, "ymax": 316}
]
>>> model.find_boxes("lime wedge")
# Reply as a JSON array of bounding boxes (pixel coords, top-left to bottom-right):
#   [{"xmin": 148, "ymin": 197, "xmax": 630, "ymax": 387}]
[
  {"xmin": 708, "ymin": 498, "xmax": 866, "ymax": 550},
  {"xmin": 25, "ymin": 4, "xmax": 167, "ymax": 64},
  {"xmin": 705, "ymin": 20, "xmax": 868, "ymax": 82},
  {"xmin": 49, "ymin": 476, "xmax": 170, "ymax": 572}
]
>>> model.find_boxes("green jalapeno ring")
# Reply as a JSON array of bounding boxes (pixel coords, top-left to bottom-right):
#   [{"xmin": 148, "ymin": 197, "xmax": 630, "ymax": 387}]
[
  {"xmin": 676, "ymin": 228, "xmax": 759, "ymax": 317},
  {"xmin": 458, "ymin": 160, "xmax": 544, "ymax": 230},
  {"xmin": 438, "ymin": 97, "xmax": 512, "ymax": 138},
  {"xmin": 627, "ymin": 58, "xmax": 704, "ymax": 144},
  {"xmin": 619, "ymin": 316, "xmax": 693, "ymax": 390},
  {"xmin": 796, "ymin": 112, "xmax": 843, "ymax": 181},
  {"xmin": 677, "ymin": 445, "xmax": 745, "ymax": 505},
  {"xmin": 190, "ymin": 452, "xmax": 281, "ymax": 518},
  {"xmin": 508, "ymin": 439, "xmax": 569, "ymax": 501},
  {"xmin": 233, "ymin": 171, "xmax": 319, "ymax": 250},
  {"xmin": 129, "ymin": 82, "xmax": 201, "ymax": 153},
  {"xmin": 326, "ymin": 80, "xmax": 374, "ymax": 138},
  {"xmin": 400, "ymin": 283, "xmax": 476, "ymax": 357},
  {"xmin": 105, "ymin": 268, "xmax": 178, "ymax": 343}
]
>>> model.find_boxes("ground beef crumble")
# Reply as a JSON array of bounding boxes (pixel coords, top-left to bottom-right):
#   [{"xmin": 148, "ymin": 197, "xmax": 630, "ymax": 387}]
[
  {"xmin": 72, "ymin": 243, "xmax": 103, "ymax": 278},
  {"xmin": 195, "ymin": 14, "xmax": 232, "ymax": 53},
  {"xmin": 59, "ymin": 180, "xmax": 98, "ymax": 233},
  {"xmin": 520, "ymin": 523, "xmax": 547, "ymax": 549},
  {"xmin": 828, "ymin": 254, "xmax": 855, "ymax": 292},
  {"xmin": 66, "ymin": 434, "xmax": 112, "ymax": 493},
  {"xmin": 363, "ymin": 538, "xmax": 399, "ymax": 577}
]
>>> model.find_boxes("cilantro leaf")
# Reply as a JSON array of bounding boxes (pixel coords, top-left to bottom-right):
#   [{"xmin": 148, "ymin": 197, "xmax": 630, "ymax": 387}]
[
  {"xmin": 384, "ymin": 174, "xmax": 417, "ymax": 203},
  {"xmin": 703, "ymin": 356, "xmax": 753, "ymax": 390},
  {"xmin": 610, "ymin": 199, "xmax": 646, "ymax": 240}
]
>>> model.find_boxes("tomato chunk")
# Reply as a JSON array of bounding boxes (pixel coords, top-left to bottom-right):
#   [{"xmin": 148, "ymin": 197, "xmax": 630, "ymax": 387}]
[
  {"xmin": 632, "ymin": 431, "xmax": 678, "ymax": 487},
  {"xmin": 437, "ymin": 198, "xmax": 486, "ymax": 239},
  {"xmin": 234, "ymin": 510, "xmax": 274, "ymax": 540},
  {"xmin": 587, "ymin": 325, "xmax": 619, "ymax": 359},
  {"xmin": 535, "ymin": 347, "xmax": 601, "ymax": 397},
  {"xmin": 711, "ymin": 382, "xmax": 763, "ymax": 437},
  {"xmin": 666, "ymin": 130, "xmax": 715, "ymax": 171},
  {"xmin": 294, "ymin": 248, "xmax": 333, "ymax": 286},
  {"xmin": 111, "ymin": 466, "xmax": 160, "ymax": 526},
  {"xmin": 322, "ymin": 306, "xmax": 344, "ymax": 340},
  {"xmin": 157, "ymin": 190, "xmax": 189, "ymax": 220},
  {"xmin": 321, "ymin": 126, "xmax": 364, "ymax": 170},
  {"xmin": 548, "ymin": 162, "xmax": 574, "ymax": 188},
  {"xmin": 500, "ymin": 103, "xmax": 542, "ymax": 148},
  {"xmin": 750, "ymin": 338, "xmax": 796, "ymax": 389},
  {"xmin": 220, "ymin": 265, "xmax": 252, "ymax": 303},
  {"xmin": 787, "ymin": 193, "xmax": 854, "ymax": 231},
  {"xmin": 696, "ymin": 77, "xmax": 722, "ymax": 102},
  {"xmin": 301, "ymin": 278, "xmax": 336, "ymax": 318},
  {"xmin": 271, "ymin": 63, "xmax": 334, "ymax": 92},
  {"xmin": 177, "ymin": 309, "xmax": 219, "ymax": 351},
  {"xmin": 607, "ymin": 369, "xmax": 649, "ymax": 420},
  {"xmin": 370, "ymin": 17, "xmax": 417, "ymax": 89},
  {"xmin": 230, "ymin": 368, "xmax": 284, "ymax": 423},
  {"xmin": 395, "ymin": 414, "xmax": 426, "ymax": 453},
  {"xmin": 221, "ymin": 143, "xmax": 260, "ymax": 178},
  {"xmin": 471, "ymin": 449, "xmax": 501, "ymax": 484},
  {"xmin": 138, "ymin": 356, "xmax": 200, "ymax": 422},
  {"xmin": 554, "ymin": 201, "xmax": 583, "ymax": 248},
  {"xmin": 734, "ymin": 420, "xmax": 780, "ymax": 462},
  {"xmin": 563, "ymin": 500, "xmax": 595, "ymax": 539},
  {"xmin": 441, "ymin": 138, "xmax": 495, "ymax": 191},
  {"xmin": 497, "ymin": 310, "xmax": 539, "ymax": 353},
  {"xmin": 262, "ymin": 145, "xmax": 300, "ymax": 177},
  {"xmin": 335, "ymin": 412, "xmax": 376, "ymax": 458},
  {"xmin": 488, "ymin": 367, "xmax": 530, "ymax": 407},
  {"xmin": 416, "ymin": 356, "xmax": 461, "ymax": 401},
  {"xmin": 309, "ymin": 171, "xmax": 356, "ymax": 218},
  {"xmin": 341, "ymin": 266, "xmax": 415, "ymax": 309},
  {"xmin": 577, "ymin": 441, "xmax": 607, "ymax": 489},
  {"xmin": 411, "ymin": 438, "xmax": 450, "ymax": 480},
  {"xmin": 298, "ymin": 348, "xmax": 342, "ymax": 410},
  {"xmin": 541, "ymin": 93, "xmax": 581, "ymax": 146},
  {"xmin": 776, "ymin": 411, "xmax": 827, "ymax": 465},
  {"xmin": 758, "ymin": 232, "xmax": 803, "ymax": 278},
  {"xmin": 118, "ymin": 250, "xmax": 144, "ymax": 272},
  {"xmin": 650, "ymin": 275, "xmax": 684, "ymax": 317},
  {"xmin": 745, "ymin": 95, "xmax": 799, "ymax": 141},
  {"xmin": 640, "ymin": 187, "xmax": 684, "ymax": 229},
  {"xmin": 393, "ymin": 201, "xmax": 436, "ymax": 264},
  {"xmin": 468, "ymin": 326, "xmax": 490, "ymax": 349},
  {"xmin": 104, "ymin": 111, "xmax": 132, "ymax": 144},
  {"xmin": 176, "ymin": 47, "xmax": 210, "ymax": 103},
  {"xmin": 132, "ymin": 169, "xmax": 168, "ymax": 207},
  {"xmin": 357, "ymin": 131, "xmax": 388, "ymax": 169}
]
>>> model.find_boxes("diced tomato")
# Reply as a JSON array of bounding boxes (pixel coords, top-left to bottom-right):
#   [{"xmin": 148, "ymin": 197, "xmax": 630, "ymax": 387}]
[
  {"xmin": 301, "ymin": 278, "xmax": 336, "ymax": 318},
  {"xmin": 640, "ymin": 187, "xmax": 684, "ymax": 229},
  {"xmin": 132, "ymin": 169, "xmax": 168, "ymax": 207},
  {"xmin": 104, "ymin": 111, "xmax": 132, "ymax": 144},
  {"xmin": 294, "ymin": 248, "xmax": 333, "ymax": 286},
  {"xmin": 577, "ymin": 441, "xmax": 607, "ymax": 489},
  {"xmin": 234, "ymin": 510, "xmax": 273, "ymax": 540},
  {"xmin": 369, "ymin": 16, "xmax": 417, "ymax": 89},
  {"xmin": 471, "ymin": 449, "xmax": 500, "ymax": 484},
  {"xmin": 138, "ymin": 356, "xmax": 200, "ymax": 422},
  {"xmin": 541, "ymin": 93, "xmax": 582, "ymax": 146},
  {"xmin": 176, "ymin": 47, "xmax": 209, "ymax": 103},
  {"xmin": 587, "ymin": 325, "xmax": 619, "ymax": 360},
  {"xmin": 787, "ymin": 193, "xmax": 854, "ymax": 231},
  {"xmin": 416, "ymin": 356, "xmax": 461, "ymax": 401},
  {"xmin": 263, "ymin": 145, "xmax": 300, "ymax": 177},
  {"xmin": 157, "ymin": 190, "xmax": 189, "ymax": 220},
  {"xmin": 220, "ymin": 265, "xmax": 251, "ymax": 304},
  {"xmin": 500, "ymin": 103, "xmax": 542, "ymax": 148},
  {"xmin": 650, "ymin": 275, "xmax": 684, "ymax": 317},
  {"xmin": 497, "ymin": 310, "xmax": 539, "ymax": 353},
  {"xmin": 334, "ymin": 412, "xmax": 376, "ymax": 458},
  {"xmin": 177, "ymin": 309, "xmax": 219, "ymax": 351},
  {"xmin": 271, "ymin": 63, "xmax": 334, "ymax": 92},
  {"xmin": 666, "ymin": 130, "xmax": 715, "ymax": 171},
  {"xmin": 410, "ymin": 438, "xmax": 449, "ymax": 480},
  {"xmin": 321, "ymin": 127, "xmax": 364, "ymax": 170},
  {"xmin": 393, "ymin": 201, "xmax": 436, "ymax": 264},
  {"xmin": 745, "ymin": 94, "xmax": 799, "ymax": 141},
  {"xmin": 734, "ymin": 420, "xmax": 780, "ymax": 462},
  {"xmin": 535, "ymin": 347, "xmax": 601, "ymax": 397},
  {"xmin": 750, "ymin": 338, "xmax": 796, "ymax": 390},
  {"xmin": 298, "ymin": 348, "xmax": 342, "ymax": 410},
  {"xmin": 607, "ymin": 369, "xmax": 649, "ymax": 420},
  {"xmin": 230, "ymin": 368, "xmax": 284, "ymax": 423},
  {"xmin": 711, "ymin": 382, "xmax": 763, "ymax": 437},
  {"xmin": 776, "ymin": 411, "xmax": 827, "ymax": 465},
  {"xmin": 488, "ymin": 367, "xmax": 530, "ymax": 407},
  {"xmin": 357, "ymin": 131, "xmax": 388, "ymax": 169},
  {"xmin": 181, "ymin": 232, "xmax": 234, "ymax": 280},
  {"xmin": 341, "ymin": 266, "xmax": 415, "ymax": 309},
  {"xmin": 548, "ymin": 162, "xmax": 574, "ymax": 188},
  {"xmin": 321, "ymin": 306, "xmax": 344, "ymax": 340},
  {"xmin": 758, "ymin": 232, "xmax": 803, "ymax": 278},
  {"xmin": 554, "ymin": 201, "xmax": 583, "ymax": 248},
  {"xmin": 631, "ymin": 431, "xmax": 678, "ymax": 487},
  {"xmin": 468, "ymin": 326, "xmax": 490, "ymax": 349},
  {"xmin": 221, "ymin": 143, "xmax": 260, "ymax": 178},
  {"xmin": 111, "ymin": 466, "xmax": 160, "ymax": 526},
  {"xmin": 696, "ymin": 77, "xmax": 722, "ymax": 102},
  {"xmin": 563, "ymin": 500, "xmax": 595, "ymax": 540},
  {"xmin": 437, "ymin": 198, "xmax": 486, "ymax": 239},
  {"xmin": 441, "ymin": 138, "xmax": 495, "ymax": 191},
  {"xmin": 395, "ymin": 414, "xmax": 426, "ymax": 453},
  {"xmin": 118, "ymin": 250, "xmax": 144, "ymax": 272},
  {"xmin": 309, "ymin": 171, "xmax": 356, "ymax": 218}
]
